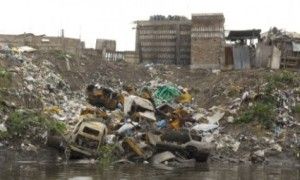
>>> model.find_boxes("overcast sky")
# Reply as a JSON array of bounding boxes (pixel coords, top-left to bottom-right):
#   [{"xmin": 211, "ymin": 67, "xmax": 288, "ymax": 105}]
[{"xmin": 1, "ymin": 0, "xmax": 299, "ymax": 50}]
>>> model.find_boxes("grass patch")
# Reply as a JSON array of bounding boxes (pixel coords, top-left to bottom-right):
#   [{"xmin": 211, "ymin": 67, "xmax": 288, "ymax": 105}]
[
  {"xmin": 0, "ymin": 67, "xmax": 12, "ymax": 88},
  {"xmin": 292, "ymin": 104, "xmax": 300, "ymax": 114},
  {"xmin": 50, "ymin": 50, "xmax": 73, "ymax": 60},
  {"xmin": 5, "ymin": 110, "xmax": 66, "ymax": 138},
  {"xmin": 236, "ymin": 102, "xmax": 275, "ymax": 129},
  {"xmin": 98, "ymin": 144, "xmax": 119, "ymax": 166},
  {"xmin": 266, "ymin": 70, "xmax": 296, "ymax": 89},
  {"xmin": 0, "ymin": 131, "xmax": 9, "ymax": 140}
]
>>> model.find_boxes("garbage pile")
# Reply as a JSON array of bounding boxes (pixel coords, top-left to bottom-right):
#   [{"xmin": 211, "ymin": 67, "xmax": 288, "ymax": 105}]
[
  {"xmin": 0, "ymin": 44, "xmax": 36, "ymax": 62},
  {"xmin": 65, "ymin": 82, "xmax": 221, "ymax": 169},
  {"xmin": 1, "ymin": 45, "xmax": 299, "ymax": 165},
  {"xmin": 63, "ymin": 70, "xmax": 300, "ymax": 166},
  {"xmin": 0, "ymin": 45, "xmax": 87, "ymax": 123}
]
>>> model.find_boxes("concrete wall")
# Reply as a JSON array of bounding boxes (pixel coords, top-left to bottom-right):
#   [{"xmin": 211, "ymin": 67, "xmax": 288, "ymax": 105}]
[
  {"xmin": 95, "ymin": 39, "xmax": 116, "ymax": 52},
  {"xmin": 0, "ymin": 33, "xmax": 84, "ymax": 55},
  {"xmin": 123, "ymin": 51, "xmax": 139, "ymax": 64},
  {"xmin": 82, "ymin": 48, "xmax": 103, "ymax": 57},
  {"xmin": 191, "ymin": 14, "xmax": 225, "ymax": 69}
]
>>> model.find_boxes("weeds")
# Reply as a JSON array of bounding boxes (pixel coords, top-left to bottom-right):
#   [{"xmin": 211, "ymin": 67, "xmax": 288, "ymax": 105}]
[
  {"xmin": 236, "ymin": 102, "xmax": 275, "ymax": 129},
  {"xmin": 292, "ymin": 104, "xmax": 300, "ymax": 114},
  {"xmin": 267, "ymin": 70, "xmax": 296, "ymax": 89},
  {"xmin": 0, "ymin": 67, "xmax": 12, "ymax": 88},
  {"xmin": 50, "ymin": 50, "xmax": 73, "ymax": 60},
  {"xmin": 0, "ymin": 131, "xmax": 8, "ymax": 140},
  {"xmin": 236, "ymin": 70, "xmax": 298, "ymax": 129},
  {"xmin": 5, "ymin": 110, "xmax": 66, "ymax": 138},
  {"xmin": 98, "ymin": 144, "xmax": 119, "ymax": 166}
]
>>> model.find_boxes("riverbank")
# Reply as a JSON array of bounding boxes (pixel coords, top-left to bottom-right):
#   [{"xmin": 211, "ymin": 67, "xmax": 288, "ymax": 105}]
[{"xmin": 0, "ymin": 49, "xmax": 299, "ymax": 167}]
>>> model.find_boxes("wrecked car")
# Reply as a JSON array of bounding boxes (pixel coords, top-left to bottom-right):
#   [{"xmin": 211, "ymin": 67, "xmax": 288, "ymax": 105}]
[
  {"xmin": 86, "ymin": 84, "xmax": 122, "ymax": 110},
  {"xmin": 67, "ymin": 119, "xmax": 108, "ymax": 158}
]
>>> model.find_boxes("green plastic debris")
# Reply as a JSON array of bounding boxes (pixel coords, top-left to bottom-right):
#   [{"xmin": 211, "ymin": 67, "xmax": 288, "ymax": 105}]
[{"xmin": 153, "ymin": 85, "xmax": 181, "ymax": 106}]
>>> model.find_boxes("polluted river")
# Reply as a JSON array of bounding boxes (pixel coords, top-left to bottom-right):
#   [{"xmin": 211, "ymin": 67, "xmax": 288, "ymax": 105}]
[{"xmin": 0, "ymin": 159, "xmax": 299, "ymax": 179}]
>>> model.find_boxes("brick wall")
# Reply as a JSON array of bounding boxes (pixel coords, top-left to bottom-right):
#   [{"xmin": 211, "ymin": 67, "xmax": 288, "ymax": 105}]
[{"xmin": 191, "ymin": 14, "xmax": 225, "ymax": 69}]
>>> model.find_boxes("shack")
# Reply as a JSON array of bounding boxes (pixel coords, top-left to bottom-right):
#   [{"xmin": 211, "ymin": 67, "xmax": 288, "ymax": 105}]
[
  {"xmin": 225, "ymin": 29, "xmax": 261, "ymax": 70},
  {"xmin": 261, "ymin": 27, "xmax": 300, "ymax": 69}
]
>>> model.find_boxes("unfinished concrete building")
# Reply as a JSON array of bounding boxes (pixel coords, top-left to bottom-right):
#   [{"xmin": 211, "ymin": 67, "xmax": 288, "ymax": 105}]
[
  {"xmin": 135, "ymin": 14, "xmax": 225, "ymax": 68},
  {"xmin": 191, "ymin": 14, "xmax": 225, "ymax": 69},
  {"xmin": 95, "ymin": 39, "xmax": 116, "ymax": 52},
  {"xmin": 135, "ymin": 16, "xmax": 191, "ymax": 65}
]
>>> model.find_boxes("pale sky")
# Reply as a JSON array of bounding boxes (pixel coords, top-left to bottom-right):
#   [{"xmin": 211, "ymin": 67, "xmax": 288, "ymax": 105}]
[{"xmin": 1, "ymin": 0, "xmax": 299, "ymax": 50}]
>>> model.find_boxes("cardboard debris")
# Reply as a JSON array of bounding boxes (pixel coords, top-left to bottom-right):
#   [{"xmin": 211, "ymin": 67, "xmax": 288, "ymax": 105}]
[{"xmin": 124, "ymin": 95, "xmax": 154, "ymax": 115}]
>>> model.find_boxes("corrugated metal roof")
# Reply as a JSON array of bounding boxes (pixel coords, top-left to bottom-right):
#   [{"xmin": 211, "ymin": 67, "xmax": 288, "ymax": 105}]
[{"xmin": 226, "ymin": 29, "xmax": 261, "ymax": 40}]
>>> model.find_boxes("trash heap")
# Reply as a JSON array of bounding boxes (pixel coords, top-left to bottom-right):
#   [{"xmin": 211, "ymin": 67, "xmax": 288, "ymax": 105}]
[
  {"xmin": 68, "ymin": 82, "xmax": 220, "ymax": 169},
  {"xmin": 1, "ymin": 45, "xmax": 299, "ymax": 165},
  {"xmin": 0, "ymin": 45, "xmax": 87, "ymax": 123},
  {"xmin": 71, "ymin": 71, "xmax": 300, "ymax": 166}
]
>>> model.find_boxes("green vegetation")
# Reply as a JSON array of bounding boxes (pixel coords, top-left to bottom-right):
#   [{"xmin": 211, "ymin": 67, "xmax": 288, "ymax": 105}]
[
  {"xmin": 3, "ymin": 110, "xmax": 66, "ymax": 139},
  {"xmin": 235, "ymin": 70, "xmax": 299, "ymax": 129},
  {"xmin": 266, "ymin": 70, "xmax": 297, "ymax": 91},
  {"xmin": 98, "ymin": 144, "xmax": 119, "ymax": 166},
  {"xmin": 236, "ymin": 102, "xmax": 275, "ymax": 129},
  {"xmin": 0, "ymin": 131, "xmax": 8, "ymax": 140},
  {"xmin": 50, "ymin": 50, "xmax": 73, "ymax": 60},
  {"xmin": 292, "ymin": 103, "xmax": 300, "ymax": 114},
  {"xmin": 0, "ymin": 67, "xmax": 12, "ymax": 88}
]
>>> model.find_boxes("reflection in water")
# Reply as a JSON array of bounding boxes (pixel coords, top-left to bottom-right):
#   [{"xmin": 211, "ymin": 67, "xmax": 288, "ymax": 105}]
[{"xmin": 0, "ymin": 162, "xmax": 299, "ymax": 180}]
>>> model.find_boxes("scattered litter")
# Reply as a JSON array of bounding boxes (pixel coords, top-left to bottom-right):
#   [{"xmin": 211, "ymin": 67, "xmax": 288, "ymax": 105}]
[
  {"xmin": 192, "ymin": 123, "xmax": 218, "ymax": 132},
  {"xmin": 0, "ymin": 123, "xmax": 7, "ymax": 132}
]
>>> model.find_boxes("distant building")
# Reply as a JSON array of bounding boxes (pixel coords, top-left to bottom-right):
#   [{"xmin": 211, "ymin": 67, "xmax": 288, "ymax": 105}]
[
  {"xmin": 0, "ymin": 33, "xmax": 84, "ymax": 55},
  {"xmin": 191, "ymin": 13, "xmax": 225, "ymax": 69},
  {"xmin": 135, "ymin": 15, "xmax": 191, "ymax": 65},
  {"xmin": 95, "ymin": 39, "xmax": 116, "ymax": 52},
  {"xmin": 123, "ymin": 51, "xmax": 139, "ymax": 64},
  {"xmin": 135, "ymin": 14, "xmax": 226, "ymax": 68},
  {"xmin": 260, "ymin": 28, "xmax": 300, "ymax": 68}
]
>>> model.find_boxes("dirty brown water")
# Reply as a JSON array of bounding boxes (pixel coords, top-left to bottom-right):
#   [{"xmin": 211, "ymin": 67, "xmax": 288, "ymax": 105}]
[{"xmin": 0, "ymin": 160, "xmax": 299, "ymax": 180}]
